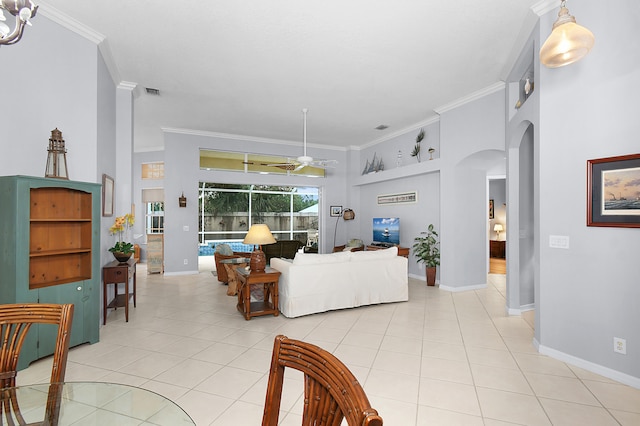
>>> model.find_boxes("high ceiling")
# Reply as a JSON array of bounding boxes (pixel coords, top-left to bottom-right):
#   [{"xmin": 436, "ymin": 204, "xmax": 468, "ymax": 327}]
[{"xmin": 38, "ymin": 1, "xmax": 541, "ymax": 152}]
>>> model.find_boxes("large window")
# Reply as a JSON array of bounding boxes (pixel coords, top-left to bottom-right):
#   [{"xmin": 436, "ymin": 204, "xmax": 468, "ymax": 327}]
[{"xmin": 199, "ymin": 183, "xmax": 319, "ymax": 246}]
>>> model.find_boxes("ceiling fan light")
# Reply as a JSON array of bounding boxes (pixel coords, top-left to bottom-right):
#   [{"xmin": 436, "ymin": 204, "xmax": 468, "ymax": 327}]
[{"xmin": 540, "ymin": 1, "xmax": 594, "ymax": 68}]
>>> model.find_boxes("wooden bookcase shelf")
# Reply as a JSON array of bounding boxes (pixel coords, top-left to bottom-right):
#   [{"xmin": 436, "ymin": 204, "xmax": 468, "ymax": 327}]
[
  {"xmin": 0, "ymin": 175, "xmax": 101, "ymax": 370},
  {"xmin": 29, "ymin": 187, "xmax": 93, "ymax": 289}
]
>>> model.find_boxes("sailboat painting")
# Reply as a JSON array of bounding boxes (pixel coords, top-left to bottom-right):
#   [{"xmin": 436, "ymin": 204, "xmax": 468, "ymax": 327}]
[
  {"xmin": 588, "ymin": 154, "xmax": 640, "ymax": 228},
  {"xmin": 602, "ymin": 166, "xmax": 640, "ymax": 215}
]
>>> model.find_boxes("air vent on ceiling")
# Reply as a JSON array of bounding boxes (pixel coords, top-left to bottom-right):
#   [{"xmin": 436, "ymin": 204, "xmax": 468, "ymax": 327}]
[
  {"xmin": 145, "ymin": 87, "xmax": 160, "ymax": 96},
  {"xmin": 375, "ymin": 124, "xmax": 389, "ymax": 130}
]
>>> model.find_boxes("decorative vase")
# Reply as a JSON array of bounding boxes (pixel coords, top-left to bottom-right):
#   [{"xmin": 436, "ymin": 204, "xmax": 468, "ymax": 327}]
[
  {"xmin": 113, "ymin": 252, "xmax": 132, "ymax": 263},
  {"xmin": 426, "ymin": 267, "xmax": 437, "ymax": 286}
]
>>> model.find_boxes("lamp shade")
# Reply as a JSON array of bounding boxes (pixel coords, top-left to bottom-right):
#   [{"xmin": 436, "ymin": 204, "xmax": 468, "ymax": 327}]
[
  {"xmin": 540, "ymin": 2, "xmax": 594, "ymax": 68},
  {"xmin": 243, "ymin": 224, "xmax": 276, "ymax": 272},
  {"xmin": 494, "ymin": 224, "xmax": 503, "ymax": 232},
  {"xmin": 243, "ymin": 224, "xmax": 276, "ymax": 245}
]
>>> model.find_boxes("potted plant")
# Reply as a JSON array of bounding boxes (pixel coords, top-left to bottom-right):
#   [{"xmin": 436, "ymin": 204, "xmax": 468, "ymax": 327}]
[
  {"xmin": 410, "ymin": 128, "xmax": 425, "ymax": 162},
  {"xmin": 109, "ymin": 213, "xmax": 135, "ymax": 262},
  {"xmin": 412, "ymin": 224, "xmax": 440, "ymax": 286}
]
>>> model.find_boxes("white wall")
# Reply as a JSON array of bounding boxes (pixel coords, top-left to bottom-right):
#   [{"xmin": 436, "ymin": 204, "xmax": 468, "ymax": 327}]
[
  {"xmin": 158, "ymin": 130, "xmax": 348, "ymax": 274},
  {"xmin": 536, "ymin": 1, "xmax": 640, "ymax": 385},
  {"xmin": 439, "ymin": 89, "xmax": 506, "ymax": 290},
  {"xmin": 2, "ymin": 16, "xmax": 123, "ymax": 328},
  {"xmin": 0, "ymin": 16, "xmax": 99, "ymax": 182}
]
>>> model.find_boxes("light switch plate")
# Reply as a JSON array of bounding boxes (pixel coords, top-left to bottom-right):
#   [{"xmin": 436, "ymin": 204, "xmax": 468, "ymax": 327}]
[{"xmin": 549, "ymin": 235, "xmax": 569, "ymax": 249}]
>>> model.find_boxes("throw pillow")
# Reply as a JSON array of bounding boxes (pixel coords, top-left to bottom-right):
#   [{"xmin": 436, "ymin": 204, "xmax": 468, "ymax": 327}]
[
  {"xmin": 293, "ymin": 251, "xmax": 351, "ymax": 265},
  {"xmin": 350, "ymin": 246, "xmax": 398, "ymax": 261},
  {"xmin": 215, "ymin": 243, "xmax": 233, "ymax": 255}
]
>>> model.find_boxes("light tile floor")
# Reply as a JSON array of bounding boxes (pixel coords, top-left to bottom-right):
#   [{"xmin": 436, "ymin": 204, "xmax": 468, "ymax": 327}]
[{"xmin": 17, "ymin": 258, "xmax": 640, "ymax": 425}]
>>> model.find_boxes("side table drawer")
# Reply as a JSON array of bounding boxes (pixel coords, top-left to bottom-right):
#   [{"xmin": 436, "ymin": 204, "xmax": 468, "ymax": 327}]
[{"xmin": 104, "ymin": 267, "xmax": 128, "ymax": 283}]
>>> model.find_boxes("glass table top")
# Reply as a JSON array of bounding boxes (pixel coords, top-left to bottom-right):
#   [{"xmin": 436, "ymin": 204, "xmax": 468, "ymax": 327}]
[
  {"xmin": 1, "ymin": 382, "xmax": 194, "ymax": 425},
  {"xmin": 219, "ymin": 257, "xmax": 250, "ymax": 264}
]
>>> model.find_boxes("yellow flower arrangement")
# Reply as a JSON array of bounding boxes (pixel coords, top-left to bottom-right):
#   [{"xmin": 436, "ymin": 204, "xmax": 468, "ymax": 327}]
[{"xmin": 109, "ymin": 213, "xmax": 135, "ymax": 254}]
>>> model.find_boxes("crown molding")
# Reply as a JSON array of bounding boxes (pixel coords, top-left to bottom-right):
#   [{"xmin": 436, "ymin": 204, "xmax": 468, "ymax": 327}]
[
  {"xmin": 531, "ymin": 0, "xmax": 558, "ymax": 17},
  {"xmin": 358, "ymin": 115, "xmax": 440, "ymax": 151},
  {"xmin": 434, "ymin": 82, "xmax": 505, "ymax": 114},
  {"xmin": 161, "ymin": 127, "xmax": 347, "ymax": 152}
]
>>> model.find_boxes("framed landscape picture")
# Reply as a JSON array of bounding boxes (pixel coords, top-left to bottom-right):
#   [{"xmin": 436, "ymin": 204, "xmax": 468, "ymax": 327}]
[{"xmin": 587, "ymin": 154, "xmax": 640, "ymax": 227}]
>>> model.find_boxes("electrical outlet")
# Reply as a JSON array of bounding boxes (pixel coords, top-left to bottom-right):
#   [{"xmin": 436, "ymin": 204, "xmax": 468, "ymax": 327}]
[
  {"xmin": 183, "ymin": 259, "xmax": 188, "ymax": 265},
  {"xmin": 614, "ymin": 337, "xmax": 626, "ymax": 355}
]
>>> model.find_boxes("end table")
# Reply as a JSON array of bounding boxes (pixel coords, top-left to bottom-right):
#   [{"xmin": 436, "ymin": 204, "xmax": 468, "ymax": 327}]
[{"xmin": 234, "ymin": 267, "xmax": 281, "ymax": 320}]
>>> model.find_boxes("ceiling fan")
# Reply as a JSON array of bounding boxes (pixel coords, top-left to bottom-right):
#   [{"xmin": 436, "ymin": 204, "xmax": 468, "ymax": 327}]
[{"xmin": 268, "ymin": 108, "xmax": 337, "ymax": 172}]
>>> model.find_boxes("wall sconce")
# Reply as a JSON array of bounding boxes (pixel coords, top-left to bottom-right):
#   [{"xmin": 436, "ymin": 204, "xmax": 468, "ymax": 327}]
[
  {"xmin": 540, "ymin": 0, "xmax": 594, "ymax": 68},
  {"xmin": 494, "ymin": 224, "xmax": 504, "ymax": 240},
  {"xmin": 179, "ymin": 193, "xmax": 187, "ymax": 207},
  {"xmin": 44, "ymin": 128, "xmax": 69, "ymax": 179}
]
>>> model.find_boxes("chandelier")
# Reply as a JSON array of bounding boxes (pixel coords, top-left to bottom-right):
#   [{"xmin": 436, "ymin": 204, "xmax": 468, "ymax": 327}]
[{"xmin": 0, "ymin": 0, "xmax": 38, "ymax": 46}]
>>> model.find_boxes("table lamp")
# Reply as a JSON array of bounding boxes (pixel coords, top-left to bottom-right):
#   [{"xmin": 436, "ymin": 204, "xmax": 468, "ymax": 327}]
[
  {"xmin": 494, "ymin": 223, "xmax": 504, "ymax": 240},
  {"xmin": 243, "ymin": 224, "xmax": 276, "ymax": 272}
]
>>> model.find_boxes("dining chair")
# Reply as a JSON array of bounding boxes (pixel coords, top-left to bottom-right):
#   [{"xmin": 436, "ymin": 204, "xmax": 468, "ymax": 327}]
[
  {"xmin": 262, "ymin": 335, "xmax": 383, "ymax": 426},
  {"xmin": 0, "ymin": 303, "xmax": 74, "ymax": 425}
]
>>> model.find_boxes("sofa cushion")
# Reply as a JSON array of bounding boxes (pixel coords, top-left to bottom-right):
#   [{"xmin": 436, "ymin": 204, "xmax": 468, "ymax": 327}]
[
  {"xmin": 293, "ymin": 251, "xmax": 351, "ymax": 265},
  {"xmin": 350, "ymin": 246, "xmax": 398, "ymax": 261}
]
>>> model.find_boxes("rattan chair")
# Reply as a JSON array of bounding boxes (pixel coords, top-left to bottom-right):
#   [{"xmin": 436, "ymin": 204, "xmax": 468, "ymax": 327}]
[
  {"xmin": 262, "ymin": 335, "xmax": 383, "ymax": 426},
  {"xmin": 0, "ymin": 303, "xmax": 74, "ymax": 425}
]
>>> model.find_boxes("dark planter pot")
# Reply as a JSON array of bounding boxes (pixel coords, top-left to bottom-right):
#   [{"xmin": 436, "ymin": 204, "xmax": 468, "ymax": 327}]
[
  {"xmin": 426, "ymin": 266, "xmax": 437, "ymax": 286},
  {"xmin": 113, "ymin": 252, "xmax": 132, "ymax": 263}
]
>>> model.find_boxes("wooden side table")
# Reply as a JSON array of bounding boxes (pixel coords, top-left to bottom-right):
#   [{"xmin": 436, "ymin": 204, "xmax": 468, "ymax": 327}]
[
  {"xmin": 103, "ymin": 258, "xmax": 137, "ymax": 324},
  {"xmin": 490, "ymin": 240, "xmax": 506, "ymax": 258},
  {"xmin": 234, "ymin": 267, "xmax": 281, "ymax": 320}
]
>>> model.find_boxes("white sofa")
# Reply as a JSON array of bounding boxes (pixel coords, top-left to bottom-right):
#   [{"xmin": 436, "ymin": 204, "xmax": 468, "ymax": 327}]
[{"xmin": 270, "ymin": 246, "xmax": 408, "ymax": 318}]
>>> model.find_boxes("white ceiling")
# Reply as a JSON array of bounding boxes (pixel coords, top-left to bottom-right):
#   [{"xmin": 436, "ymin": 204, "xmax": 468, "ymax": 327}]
[{"xmin": 37, "ymin": 1, "xmax": 542, "ymax": 152}]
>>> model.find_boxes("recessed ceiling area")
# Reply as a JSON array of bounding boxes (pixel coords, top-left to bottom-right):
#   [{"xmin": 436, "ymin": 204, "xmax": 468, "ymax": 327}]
[{"xmin": 38, "ymin": 1, "xmax": 540, "ymax": 152}]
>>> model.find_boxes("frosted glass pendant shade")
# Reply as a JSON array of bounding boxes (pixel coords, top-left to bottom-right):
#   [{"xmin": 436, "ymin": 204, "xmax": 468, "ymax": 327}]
[{"xmin": 540, "ymin": 3, "xmax": 594, "ymax": 68}]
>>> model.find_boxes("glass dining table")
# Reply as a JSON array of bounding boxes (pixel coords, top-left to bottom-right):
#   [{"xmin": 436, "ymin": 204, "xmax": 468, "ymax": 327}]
[{"xmin": 0, "ymin": 382, "xmax": 194, "ymax": 425}]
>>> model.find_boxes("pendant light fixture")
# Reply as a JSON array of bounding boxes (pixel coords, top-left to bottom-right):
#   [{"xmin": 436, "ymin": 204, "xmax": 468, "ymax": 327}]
[
  {"xmin": 540, "ymin": 0, "xmax": 594, "ymax": 68},
  {"xmin": 0, "ymin": 0, "xmax": 38, "ymax": 46}
]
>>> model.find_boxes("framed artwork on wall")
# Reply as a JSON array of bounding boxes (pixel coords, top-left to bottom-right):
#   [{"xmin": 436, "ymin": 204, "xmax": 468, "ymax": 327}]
[
  {"xmin": 489, "ymin": 199, "xmax": 495, "ymax": 219},
  {"xmin": 587, "ymin": 153, "xmax": 640, "ymax": 228},
  {"xmin": 330, "ymin": 206, "xmax": 342, "ymax": 217},
  {"xmin": 377, "ymin": 191, "xmax": 417, "ymax": 205},
  {"xmin": 102, "ymin": 174, "xmax": 114, "ymax": 217}
]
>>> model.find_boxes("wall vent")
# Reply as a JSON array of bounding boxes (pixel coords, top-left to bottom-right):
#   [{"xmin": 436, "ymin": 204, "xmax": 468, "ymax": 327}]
[{"xmin": 145, "ymin": 87, "xmax": 160, "ymax": 96}]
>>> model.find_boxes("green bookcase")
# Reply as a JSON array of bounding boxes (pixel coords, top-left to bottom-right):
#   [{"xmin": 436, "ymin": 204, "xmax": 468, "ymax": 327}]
[{"xmin": 0, "ymin": 175, "xmax": 101, "ymax": 370}]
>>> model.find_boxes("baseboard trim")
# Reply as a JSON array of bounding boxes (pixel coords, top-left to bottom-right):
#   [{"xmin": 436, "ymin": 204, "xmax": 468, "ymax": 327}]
[
  {"xmin": 507, "ymin": 303, "xmax": 535, "ymax": 315},
  {"xmin": 163, "ymin": 270, "xmax": 199, "ymax": 276},
  {"xmin": 538, "ymin": 343, "xmax": 640, "ymax": 389},
  {"xmin": 439, "ymin": 283, "xmax": 487, "ymax": 292}
]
